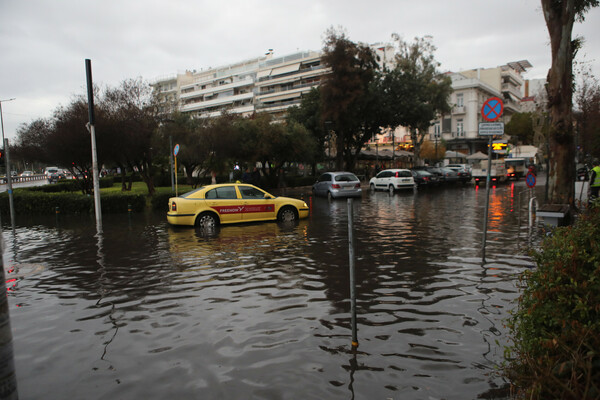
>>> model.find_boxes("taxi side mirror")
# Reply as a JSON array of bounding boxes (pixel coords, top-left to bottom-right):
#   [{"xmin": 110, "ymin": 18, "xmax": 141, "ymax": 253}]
[{"xmin": 264, "ymin": 194, "xmax": 273, "ymax": 199}]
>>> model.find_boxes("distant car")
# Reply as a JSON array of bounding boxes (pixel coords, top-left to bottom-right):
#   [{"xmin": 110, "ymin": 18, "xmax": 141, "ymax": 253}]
[
  {"xmin": 369, "ymin": 169, "xmax": 415, "ymax": 193},
  {"xmin": 410, "ymin": 170, "xmax": 438, "ymax": 187},
  {"xmin": 440, "ymin": 167, "xmax": 460, "ymax": 183},
  {"xmin": 167, "ymin": 183, "xmax": 309, "ymax": 228},
  {"xmin": 413, "ymin": 166, "xmax": 444, "ymax": 184},
  {"xmin": 312, "ymin": 172, "xmax": 362, "ymax": 200},
  {"xmin": 20, "ymin": 171, "xmax": 34, "ymax": 176},
  {"xmin": 446, "ymin": 164, "xmax": 472, "ymax": 183}
]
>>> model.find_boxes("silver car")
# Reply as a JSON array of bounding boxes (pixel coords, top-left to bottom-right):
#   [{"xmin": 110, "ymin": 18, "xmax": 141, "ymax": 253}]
[
  {"xmin": 369, "ymin": 169, "xmax": 415, "ymax": 193},
  {"xmin": 312, "ymin": 172, "xmax": 362, "ymax": 200}
]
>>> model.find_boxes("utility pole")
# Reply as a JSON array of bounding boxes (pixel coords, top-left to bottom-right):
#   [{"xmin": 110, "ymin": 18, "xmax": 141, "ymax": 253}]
[{"xmin": 85, "ymin": 59, "xmax": 102, "ymax": 231}]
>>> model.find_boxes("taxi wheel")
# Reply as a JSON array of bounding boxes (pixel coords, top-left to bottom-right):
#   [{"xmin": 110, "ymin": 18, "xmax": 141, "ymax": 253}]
[
  {"xmin": 195, "ymin": 212, "xmax": 218, "ymax": 229},
  {"xmin": 278, "ymin": 206, "xmax": 297, "ymax": 222}
]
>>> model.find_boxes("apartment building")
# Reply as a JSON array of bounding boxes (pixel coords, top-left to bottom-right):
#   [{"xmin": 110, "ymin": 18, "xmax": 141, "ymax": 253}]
[
  {"xmin": 152, "ymin": 44, "xmax": 395, "ymax": 121},
  {"xmin": 426, "ymin": 60, "xmax": 532, "ymax": 155}
]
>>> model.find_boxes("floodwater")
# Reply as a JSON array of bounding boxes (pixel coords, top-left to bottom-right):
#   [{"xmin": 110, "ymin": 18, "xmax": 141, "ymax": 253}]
[{"xmin": 3, "ymin": 179, "xmax": 545, "ymax": 400}]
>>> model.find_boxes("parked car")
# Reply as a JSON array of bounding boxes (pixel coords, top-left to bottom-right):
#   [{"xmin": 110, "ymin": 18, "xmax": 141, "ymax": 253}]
[
  {"xmin": 446, "ymin": 165, "xmax": 472, "ymax": 183},
  {"xmin": 312, "ymin": 172, "xmax": 362, "ymax": 200},
  {"xmin": 440, "ymin": 167, "xmax": 460, "ymax": 183},
  {"xmin": 369, "ymin": 169, "xmax": 415, "ymax": 193},
  {"xmin": 167, "ymin": 183, "xmax": 309, "ymax": 228},
  {"xmin": 410, "ymin": 170, "xmax": 439, "ymax": 187},
  {"xmin": 413, "ymin": 166, "xmax": 444, "ymax": 184}
]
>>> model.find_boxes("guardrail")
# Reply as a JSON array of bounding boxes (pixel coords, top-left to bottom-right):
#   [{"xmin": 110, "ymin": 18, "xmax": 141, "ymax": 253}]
[{"xmin": 0, "ymin": 174, "xmax": 47, "ymax": 184}]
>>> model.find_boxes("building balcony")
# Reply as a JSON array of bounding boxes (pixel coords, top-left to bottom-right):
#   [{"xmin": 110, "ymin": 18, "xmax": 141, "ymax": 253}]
[
  {"xmin": 452, "ymin": 106, "xmax": 466, "ymax": 114},
  {"xmin": 199, "ymin": 104, "xmax": 255, "ymax": 118},
  {"xmin": 181, "ymin": 92, "xmax": 254, "ymax": 113},
  {"xmin": 180, "ymin": 78, "xmax": 254, "ymax": 99},
  {"xmin": 256, "ymin": 65, "xmax": 329, "ymax": 86}
]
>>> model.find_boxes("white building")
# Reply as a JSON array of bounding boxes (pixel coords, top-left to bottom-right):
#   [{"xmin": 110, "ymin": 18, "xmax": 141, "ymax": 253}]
[
  {"xmin": 152, "ymin": 44, "xmax": 395, "ymax": 121},
  {"xmin": 428, "ymin": 60, "xmax": 532, "ymax": 155}
]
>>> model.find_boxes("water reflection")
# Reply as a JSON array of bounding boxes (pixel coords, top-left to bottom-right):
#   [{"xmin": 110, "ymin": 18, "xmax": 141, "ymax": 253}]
[{"xmin": 4, "ymin": 182, "xmax": 541, "ymax": 399}]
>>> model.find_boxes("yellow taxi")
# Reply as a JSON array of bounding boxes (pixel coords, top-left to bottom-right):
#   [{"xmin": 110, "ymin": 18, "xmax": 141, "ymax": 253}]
[{"xmin": 167, "ymin": 183, "xmax": 309, "ymax": 228}]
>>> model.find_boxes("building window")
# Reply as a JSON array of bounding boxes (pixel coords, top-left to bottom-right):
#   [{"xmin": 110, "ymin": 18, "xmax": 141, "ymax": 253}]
[
  {"xmin": 457, "ymin": 119, "xmax": 464, "ymax": 137},
  {"xmin": 434, "ymin": 122, "xmax": 441, "ymax": 137},
  {"xmin": 456, "ymin": 93, "xmax": 464, "ymax": 107}
]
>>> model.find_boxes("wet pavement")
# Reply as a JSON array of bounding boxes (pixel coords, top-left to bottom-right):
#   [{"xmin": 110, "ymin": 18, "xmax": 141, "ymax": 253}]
[{"xmin": 3, "ymin": 179, "xmax": 546, "ymax": 399}]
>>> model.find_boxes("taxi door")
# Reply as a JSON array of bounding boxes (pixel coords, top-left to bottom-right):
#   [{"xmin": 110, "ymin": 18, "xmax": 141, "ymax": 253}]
[
  {"xmin": 204, "ymin": 186, "xmax": 243, "ymax": 224},
  {"xmin": 238, "ymin": 185, "xmax": 277, "ymax": 222}
]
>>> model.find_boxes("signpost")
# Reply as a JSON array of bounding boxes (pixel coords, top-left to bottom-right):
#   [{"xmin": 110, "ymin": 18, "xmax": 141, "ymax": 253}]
[
  {"xmin": 479, "ymin": 97, "xmax": 504, "ymax": 262},
  {"xmin": 173, "ymin": 144, "xmax": 180, "ymax": 196}
]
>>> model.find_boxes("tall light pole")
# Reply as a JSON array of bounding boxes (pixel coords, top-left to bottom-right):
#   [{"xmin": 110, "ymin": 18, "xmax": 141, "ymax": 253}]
[
  {"xmin": 1, "ymin": 98, "xmax": 17, "ymax": 227},
  {"xmin": 0, "ymin": 98, "xmax": 16, "ymax": 145}
]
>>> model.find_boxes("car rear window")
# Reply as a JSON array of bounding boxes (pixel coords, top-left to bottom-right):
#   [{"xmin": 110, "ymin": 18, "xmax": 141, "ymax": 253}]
[
  {"xmin": 335, "ymin": 174, "xmax": 358, "ymax": 182},
  {"xmin": 396, "ymin": 170, "xmax": 412, "ymax": 177},
  {"xmin": 181, "ymin": 187, "xmax": 205, "ymax": 198}
]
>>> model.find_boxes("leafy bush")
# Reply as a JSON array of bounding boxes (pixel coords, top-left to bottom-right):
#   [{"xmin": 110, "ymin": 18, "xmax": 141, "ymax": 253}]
[
  {"xmin": 0, "ymin": 190, "xmax": 146, "ymax": 214},
  {"xmin": 504, "ymin": 206, "xmax": 600, "ymax": 399}
]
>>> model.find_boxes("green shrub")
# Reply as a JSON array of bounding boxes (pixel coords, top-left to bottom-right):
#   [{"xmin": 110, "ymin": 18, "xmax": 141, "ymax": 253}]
[
  {"xmin": 0, "ymin": 190, "xmax": 146, "ymax": 214},
  {"xmin": 504, "ymin": 206, "xmax": 600, "ymax": 399}
]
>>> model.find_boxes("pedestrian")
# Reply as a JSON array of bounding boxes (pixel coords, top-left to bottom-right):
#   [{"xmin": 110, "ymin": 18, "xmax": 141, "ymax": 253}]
[{"xmin": 589, "ymin": 159, "xmax": 600, "ymax": 203}]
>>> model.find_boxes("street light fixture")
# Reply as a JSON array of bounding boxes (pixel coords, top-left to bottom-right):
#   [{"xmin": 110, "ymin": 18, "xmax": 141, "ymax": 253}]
[{"xmin": 0, "ymin": 98, "xmax": 16, "ymax": 144}]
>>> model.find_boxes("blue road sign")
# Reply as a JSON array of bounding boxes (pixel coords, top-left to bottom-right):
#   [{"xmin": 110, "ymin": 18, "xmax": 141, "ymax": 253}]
[
  {"xmin": 481, "ymin": 97, "xmax": 504, "ymax": 122},
  {"xmin": 526, "ymin": 172, "xmax": 536, "ymax": 188}
]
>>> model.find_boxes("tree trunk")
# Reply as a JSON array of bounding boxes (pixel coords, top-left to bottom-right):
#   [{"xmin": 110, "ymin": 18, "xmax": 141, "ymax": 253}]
[
  {"xmin": 335, "ymin": 129, "xmax": 345, "ymax": 170},
  {"xmin": 542, "ymin": 0, "xmax": 576, "ymax": 205}
]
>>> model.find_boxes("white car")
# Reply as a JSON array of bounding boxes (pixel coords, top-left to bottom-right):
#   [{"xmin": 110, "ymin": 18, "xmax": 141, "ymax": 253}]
[{"xmin": 369, "ymin": 169, "xmax": 415, "ymax": 193}]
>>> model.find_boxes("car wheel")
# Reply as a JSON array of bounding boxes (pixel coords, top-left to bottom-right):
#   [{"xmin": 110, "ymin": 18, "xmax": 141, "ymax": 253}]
[
  {"xmin": 278, "ymin": 206, "xmax": 297, "ymax": 222},
  {"xmin": 370, "ymin": 183, "xmax": 375, "ymax": 192},
  {"xmin": 388, "ymin": 185, "xmax": 395, "ymax": 195},
  {"xmin": 327, "ymin": 191, "xmax": 333, "ymax": 201},
  {"xmin": 195, "ymin": 212, "xmax": 218, "ymax": 230}
]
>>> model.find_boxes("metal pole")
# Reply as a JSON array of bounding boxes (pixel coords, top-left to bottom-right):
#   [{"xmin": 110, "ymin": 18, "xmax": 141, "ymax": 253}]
[
  {"xmin": 0, "ymin": 234, "xmax": 18, "ymax": 399},
  {"xmin": 86, "ymin": 59, "xmax": 102, "ymax": 231},
  {"xmin": 169, "ymin": 135, "xmax": 175, "ymax": 192},
  {"xmin": 347, "ymin": 198, "xmax": 358, "ymax": 349},
  {"xmin": 481, "ymin": 136, "xmax": 493, "ymax": 262},
  {"xmin": 4, "ymin": 139, "xmax": 15, "ymax": 228}
]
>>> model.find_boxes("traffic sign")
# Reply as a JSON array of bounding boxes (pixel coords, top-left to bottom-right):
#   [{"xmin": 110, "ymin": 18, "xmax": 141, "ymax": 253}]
[
  {"xmin": 479, "ymin": 122, "xmax": 504, "ymax": 136},
  {"xmin": 481, "ymin": 97, "xmax": 504, "ymax": 122},
  {"xmin": 173, "ymin": 144, "xmax": 180, "ymax": 157},
  {"xmin": 526, "ymin": 172, "xmax": 536, "ymax": 188}
]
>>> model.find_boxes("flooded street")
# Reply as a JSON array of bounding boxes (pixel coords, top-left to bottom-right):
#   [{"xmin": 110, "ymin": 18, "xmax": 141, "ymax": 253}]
[{"xmin": 3, "ymin": 180, "xmax": 545, "ymax": 399}]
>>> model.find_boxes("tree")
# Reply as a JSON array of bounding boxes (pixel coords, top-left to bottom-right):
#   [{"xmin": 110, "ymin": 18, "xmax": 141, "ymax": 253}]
[
  {"xmin": 419, "ymin": 140, "xmax": 446, "ymax": 162},
  {"xmin": 286, "ymin": 87, "xmax": 328, "ymax": 172},
  {"xmin": 320, "ymin": 27, "xmax": 380, "ymax": 170},
  {"xmin": 103, "ymin": 78, "xmax": 160, "ymax": 195},
  {"xmin": 505, "ymin": 112, "xmax": 534, "ymax": 145},
  {"xmin": 575, "ymin": 68, "xmax": 600, "ymax": 161},
  {"xmin": 383, "ymin": 35, "xmax": 453, "ymax": 165},
  {"xmin": 541, "ymin": 0, "xmax": 598, "ymax": 205}
]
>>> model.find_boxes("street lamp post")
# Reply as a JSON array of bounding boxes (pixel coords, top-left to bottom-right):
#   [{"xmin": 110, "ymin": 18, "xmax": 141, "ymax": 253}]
[{"xmin": 0, "ymin": 98, "xmax": 16, "ymax": 227}]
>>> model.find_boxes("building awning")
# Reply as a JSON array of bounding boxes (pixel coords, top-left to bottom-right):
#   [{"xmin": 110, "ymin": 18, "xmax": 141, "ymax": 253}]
[
  {"xmin": 256, "ymin": 69, "xmax": 272, "ymax": 79},
  {"xmin": 260, "ymin": 92, "xmax": 302, "ymax": 103},
  {"xmin": 270, "ymin": 63, "xmax": 300, "ymax": 76}
]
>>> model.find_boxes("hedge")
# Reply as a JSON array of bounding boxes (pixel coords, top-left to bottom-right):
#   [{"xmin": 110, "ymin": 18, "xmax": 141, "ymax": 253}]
[
  {"xmin": 503, "ymin": 205, "xmax": 600, "ymax": 399},
  {"xmin": 0, "ymin": 190, "xmax": 146, "ymax": 215}
]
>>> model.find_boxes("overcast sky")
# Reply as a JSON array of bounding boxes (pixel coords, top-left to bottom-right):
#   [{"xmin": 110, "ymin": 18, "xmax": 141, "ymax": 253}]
[{"xmin": 1, "ymin": 0, "xmax": 599, "ymax": 141}]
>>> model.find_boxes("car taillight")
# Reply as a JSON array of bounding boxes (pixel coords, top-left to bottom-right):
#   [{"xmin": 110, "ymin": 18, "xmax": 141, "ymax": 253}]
[
  {"xmin": 354, "ymin": 183, "xmax": 361, "ymax": 188},
  {"xmin": 171, "ymin": 202, "xmax": 177, "ymax": 211},
  {"xmin": 332, "ymin": 184, "xmax": 341, "ymax": 189}
]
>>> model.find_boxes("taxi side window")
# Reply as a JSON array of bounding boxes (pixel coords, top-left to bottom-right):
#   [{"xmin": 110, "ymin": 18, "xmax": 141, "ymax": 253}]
[
  {"xmin": 239, "ymin": 186, "xmax": 265, "ymax": 199},
  {"xmin": 206, "ymin": 187, "xmax": 238, "ymax": 199}
]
